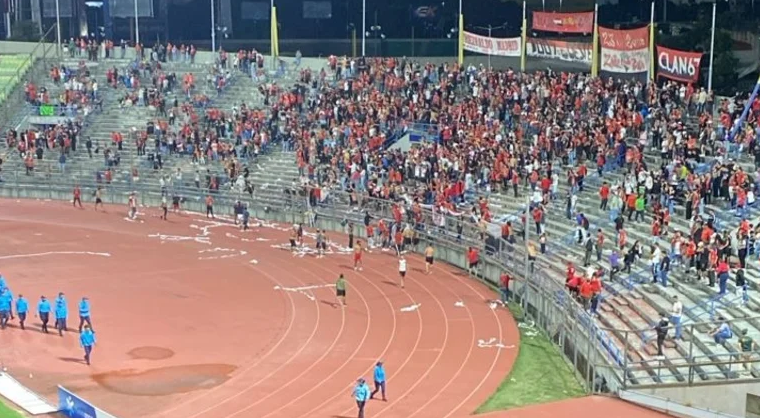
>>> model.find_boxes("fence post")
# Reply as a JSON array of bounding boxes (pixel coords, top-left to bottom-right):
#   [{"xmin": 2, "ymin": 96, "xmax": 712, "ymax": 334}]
[
  {"xmin": 585, "ymin": 313, "xmax": 593, "ymax": 386},
  {"xmin": 687, "ymin": 324, "xmax": 695, "ymax": 385},
  {"xmin": 622, "ymin": 330, "xmax": 629, "ymax": 389}
]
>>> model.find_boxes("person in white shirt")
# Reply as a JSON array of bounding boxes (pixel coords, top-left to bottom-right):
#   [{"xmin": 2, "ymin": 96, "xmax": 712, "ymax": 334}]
[
  {"xmin": 670, "ymin": 295, "xmax": 683, "ymax": 339},
  {"xmin": 398, "ymin": 256, "xmax": 407, "ymax": 289}
]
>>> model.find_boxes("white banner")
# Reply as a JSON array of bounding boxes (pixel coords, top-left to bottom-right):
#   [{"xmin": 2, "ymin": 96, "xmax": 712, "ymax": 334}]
[
  {"xmin": 526, "ymin": 39, "xmax": 592, "ymax": 64},
  {"xmin": 600, "ymin": 49, "xmax": 649, "ymax": 74},
  {"xmin": 463, "ymin": 31, "xmax": 522, "ymax": 57}
]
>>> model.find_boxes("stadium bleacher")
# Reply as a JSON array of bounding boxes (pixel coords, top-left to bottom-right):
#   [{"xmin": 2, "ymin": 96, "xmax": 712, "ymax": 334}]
[
  {"xmin": 0, "ymin": 55, "xmax": 33, "ymax": 105},
  {"xmin": 2, "ymin": 46, "xmax": 759, "ymax": 391}
]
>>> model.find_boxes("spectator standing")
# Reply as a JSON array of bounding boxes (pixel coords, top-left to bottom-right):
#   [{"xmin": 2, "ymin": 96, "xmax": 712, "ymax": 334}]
[
  {"xmin": 670, "ymin": 296, "xmax": 683, "ymax": 340},
  {"xmin": 655, "ymin": 314, "xmax": 669, "ymax": 358}
]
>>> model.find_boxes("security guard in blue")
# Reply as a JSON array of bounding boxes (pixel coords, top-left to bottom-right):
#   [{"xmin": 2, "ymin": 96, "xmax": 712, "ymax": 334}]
[
  {"xmin": 0, "ymin": 288, "xmax": 11, "ymax": 330},
  {"xmin": 15, "ymin": 294, "xmax": 28, "ymax": 330},
  {"xmin": 54, "ymin": 292, "xmax": 68, "ymax": 336},
  {"xmin": 352, "ymin": 378, "xmax": 371, "ymax": 418},
  {"xmin": 78, "ymin": 297, "xmax": 93, "ymax": 333},
  {"xmin": 79, "ymin": 324, "xmax": 96, "ymax": 365},
  {"xmin": 370, "ymin": 361, "xmax": 387, "ymax": 401},
  {"xmin": 37, "ymin": 296, "xmax": 51, "ymax": 333}
]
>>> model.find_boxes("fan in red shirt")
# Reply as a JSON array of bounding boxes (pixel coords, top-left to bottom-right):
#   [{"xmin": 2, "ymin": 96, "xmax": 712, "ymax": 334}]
[
  {"xmin": 599, "ymin": 182, "xmax": 610, "ymax": 211},
  {"xmin": 499, "ymin": 272, "xmax": 511, "ymax": 303},
  {"xmin": 467, "ymin": 247, "xmax": 479, "ymax": 276},
  {"xmin": 72, "ymin": 185, "xmax": 83, "ymax": 208}
]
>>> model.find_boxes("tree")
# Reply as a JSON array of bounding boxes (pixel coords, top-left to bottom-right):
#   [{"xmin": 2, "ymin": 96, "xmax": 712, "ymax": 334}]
[{"xmin": 9, "ymin": 21, "xmax": 41, "ymax": 42}]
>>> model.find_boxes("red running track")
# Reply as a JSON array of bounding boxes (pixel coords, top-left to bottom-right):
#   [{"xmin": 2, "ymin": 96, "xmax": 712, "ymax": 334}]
[{"xmin": 0, "ymin": 199, "xmax": 520, "ymax": 418}]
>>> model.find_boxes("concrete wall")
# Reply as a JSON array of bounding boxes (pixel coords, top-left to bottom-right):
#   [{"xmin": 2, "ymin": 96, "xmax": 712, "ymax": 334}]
[
  {"xmin": 0, "ymin": 41, "xmax": 57, "ymax": 57},
  {"xmin": 636, "ymin": 382, "xmax": 760, "ymax": 417}
]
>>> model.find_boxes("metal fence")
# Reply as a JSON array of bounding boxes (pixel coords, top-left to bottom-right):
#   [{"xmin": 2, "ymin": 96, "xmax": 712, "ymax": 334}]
[
  {"xmin": 2, "ymin": 169, "xmax": 760, "ymax": 393},
  {"xmin": 0, "ymin": 25, "xmax": 59, "ymax": 132}
]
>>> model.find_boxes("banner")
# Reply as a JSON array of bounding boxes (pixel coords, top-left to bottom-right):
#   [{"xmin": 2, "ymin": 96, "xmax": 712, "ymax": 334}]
[
  {"xmin": 39, "ymin": 104, "xmax": 55, "ymax": 117},
  {"xmin": 599, "ymin": 26, "xmax": 649, "ymax": 76},
  {"xmin": 59, "ymin": 386, "xmax": 119, "ymax": 418},
  {"xmin": 463, "ymin": 31, "xmax": 521, "ymax": 57},
  {"xmin": 526, "ymin": 39, "xmax": 592, "ymax": 64},
  {"xmin": 656, "ymin": 46, "xmax": 702, "ymax": 83},
  {"xmin": 532, "ymin": 11, "xmax": 594, "ymax": 34}
]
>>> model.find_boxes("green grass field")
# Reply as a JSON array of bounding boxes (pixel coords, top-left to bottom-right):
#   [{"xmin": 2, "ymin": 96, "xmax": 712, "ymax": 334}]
[
  {"xmin": 0, "ymin": 399, "xmax": 24, "ymax": 418},
  {"xmin": 476, "ymin": 302, "xmax": 586, "ymax": 413}
]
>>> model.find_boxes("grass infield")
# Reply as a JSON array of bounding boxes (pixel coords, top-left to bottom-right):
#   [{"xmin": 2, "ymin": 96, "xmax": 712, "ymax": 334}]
[
  {"xmin": 476, "ymin": 302, "xmax": 586, "ymax": 413},
  {"xmin": 0, "ymin": 399, "xmax": 24, "ymax": 418}
]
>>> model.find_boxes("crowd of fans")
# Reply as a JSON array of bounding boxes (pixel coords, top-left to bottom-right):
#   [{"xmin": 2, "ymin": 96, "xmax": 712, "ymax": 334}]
[
  {"xmin": 267, "ymin": 57, "xmax": 760, "ymax": 324},
  {"xmin": 6, "ymin": 42, "xmax": 760, "ymax": 333}
]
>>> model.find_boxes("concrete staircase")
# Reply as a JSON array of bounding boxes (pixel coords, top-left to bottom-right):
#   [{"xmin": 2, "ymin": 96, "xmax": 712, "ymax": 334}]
[{"xmin": 2, "ymin": 54, "xmax": 759, "ymax": 387}]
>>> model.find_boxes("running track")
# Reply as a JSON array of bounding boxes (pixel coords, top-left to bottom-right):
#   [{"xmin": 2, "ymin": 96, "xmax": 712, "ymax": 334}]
[{"xmin": 0, "ymin": 199, "xmax": 520, "ymax": 418}]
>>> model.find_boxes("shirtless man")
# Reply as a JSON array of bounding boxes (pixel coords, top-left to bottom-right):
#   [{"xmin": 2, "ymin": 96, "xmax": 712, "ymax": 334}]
[
  {"xmin": 424, "ymin": 244, "xmax": 435, "ymax": 275},
  {"xmin": 354, "ymin": 240, "xmax": 364, "ymax": 271}
]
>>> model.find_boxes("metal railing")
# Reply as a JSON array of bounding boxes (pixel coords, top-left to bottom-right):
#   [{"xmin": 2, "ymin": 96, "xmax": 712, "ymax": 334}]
[
  {"xmin": 2, "ymin": 170, "xmax": 760, "ymax": 394},
  {"xmin": 0, "ymin": 25, "xmax": 59, "ymax": 132}
]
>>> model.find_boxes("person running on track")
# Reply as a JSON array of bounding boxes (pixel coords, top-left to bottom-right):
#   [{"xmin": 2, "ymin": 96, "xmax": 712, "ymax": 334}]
[
  {"xmin": 354, "ymin": 240, "xmax": 364, "ymax": 271},
  {"xmin": 398, "ymin": 255, "xmax": 407, "ymax": 288},
  {"xmin": 336, "ymin": 273, "xmax": 347, "ymax": 306},
  {"xmin": 424, "ymin": 244, "xmax": 435, "ymax": 275}
]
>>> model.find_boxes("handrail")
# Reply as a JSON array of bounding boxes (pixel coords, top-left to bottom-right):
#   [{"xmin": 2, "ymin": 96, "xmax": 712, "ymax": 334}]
[
  {"xmin": 0, "ymin": 25, "xmax": 58, "ymax": 131},
  {"xmin": 3, "ymin": 168, "xmax": 760, "ymax": 390}
]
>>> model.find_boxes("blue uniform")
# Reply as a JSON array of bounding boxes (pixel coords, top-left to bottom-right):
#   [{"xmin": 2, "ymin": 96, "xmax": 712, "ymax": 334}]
[
  {"xmin": 354, "ymin": 382, "xmax": 370, "ymax": 401},
  {"xmin": 15, "ymin": 297, "xmax": 28, "ymax": 330},
  {"xmin": 354, "ymin": 381, "xmax": 371, "ymax": 418},
  {"xmin": 55, "ymin": 296, "xmax": 67, "ymax": 319},
  {"xmin": 54, "ymin": 296, "xmax": 68, "ymax": 335},
  {"xmin": 0, "ymin": 276, "xmax": 6, "ymax": 290},
  {"xmin": 38, "ymin": 299, "xmax": 51, "ymax": 313},
  {"xmin": 0, "ymin": 291, "xmax": 11, "ymax": 329},
  {"xmin": 37, "ymin": 299, "xmax": 51, "ymax": 333},
  {"xmin": 0, "ymin": 292, "xmax": 10, "ymax": 311},
  {"xmin": 371, "ymin": 364, "xmax": 387, "ymax": 400},
  {"xmin": 15, "ymin": 298, "xmax": 28, "ymax": 314},
  {"xmin": 80, "ymin": 329, "xmax": 96, "ymax": 365},
  {"xmin": 78, "ymin": 299, "xmax": 93, "ymax": 332},
  {"xmin": 79, "ymin": 300, "xmax": 90, "ymax": 317},
  {"xmin": 374, "ymin": 365, "xmax": 386, "ymax": 382}
]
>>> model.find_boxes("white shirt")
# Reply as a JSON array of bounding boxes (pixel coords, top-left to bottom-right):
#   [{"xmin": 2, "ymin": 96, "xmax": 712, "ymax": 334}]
[
  {"xmin": 399, "ymin": 259, "xmax": 407, "ymax": 272},
  {"xmin": 671, "ymin": 300, "xmax": 683, "ymax": 317}
]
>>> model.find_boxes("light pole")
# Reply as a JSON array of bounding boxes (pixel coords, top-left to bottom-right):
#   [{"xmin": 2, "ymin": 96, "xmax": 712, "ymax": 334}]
[
  {"xmin": 647, "ymin": 0, "xmax": 655, "ymax": 82},
  {"xmin": 369, "ymin": 25, "xmax": 382, "ymax": 57},
  {"xmin": 55, "ymin": 0, "xmax": 61, "ymax": 56},
  {"xmin": 471, "ymin": 22, "xmax": 508, "ymax": 70},
  {"xmin": 361, "ymin": 0, "xmax": 366, "ymax": 56},
  {"xmin": 211, "ymin": 0, "xmax": 216, "ymax": 52},
  {"xmin": 707, "ymin": 0, "xmax": 718, "ymax": 92},
  {"xmin": 134, "ymin": 0, "xmax": 140, "ymax": 46}
]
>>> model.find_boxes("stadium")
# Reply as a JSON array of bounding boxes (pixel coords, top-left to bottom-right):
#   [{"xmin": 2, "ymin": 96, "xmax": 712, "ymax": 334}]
[{"xmin": 0, "ymin": 0, "xmax": 758, "ymax": 417}]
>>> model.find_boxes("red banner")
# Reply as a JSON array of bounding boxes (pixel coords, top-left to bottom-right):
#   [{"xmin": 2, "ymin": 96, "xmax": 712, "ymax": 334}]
[
  {"xmin": 657, "ymin": 46, "xmax": 702, "ymax": 83},
  {"xmin": 599, "ymin": 26, "xmax": 650, "ymax": 75},
  {"xmin": 532, "ymin": 11, "xmax": 594, "ymax": 34}
]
